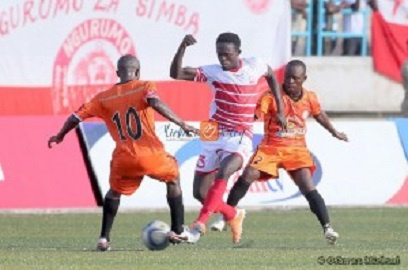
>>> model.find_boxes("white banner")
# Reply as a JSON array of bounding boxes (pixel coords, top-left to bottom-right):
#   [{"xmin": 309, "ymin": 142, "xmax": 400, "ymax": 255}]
[
  {"xmin": 82, "ymin": 120, "xmax": 408, "ymax": 208},
  {"xmin": 0, "ymin": 0, "xmax": 290, "ymax": 85},
  {"xmin": 378, "ymin": 0, "xmax": 408, "ymax": 24}
]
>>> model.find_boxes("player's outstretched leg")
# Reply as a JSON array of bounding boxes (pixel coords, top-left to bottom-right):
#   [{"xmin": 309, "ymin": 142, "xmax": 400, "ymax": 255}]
[
  {"xmin": 97, "ymin": 189, "xmax": 121, "ymax": 251},
  {"xmin": 166, "ymin": 179, "xmax": 201, "ymax": 244},
  {"xmin": 193, "ymin": 171, "xmax": 216, "ymax": 204},
  {"xmin": 305, "ymin": 190, "xmax": 339, "ymax": 245},
  {"xmin": 210, "ymin": 176, "xmax": 252, "ymax": 232},
  {"xmin": 291, "ymin": 169, "xmax": 339, "ymax": 245}
]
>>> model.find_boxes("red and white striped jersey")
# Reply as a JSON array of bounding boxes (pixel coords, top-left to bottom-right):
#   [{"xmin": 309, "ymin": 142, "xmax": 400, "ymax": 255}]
[{"xmin": 194, "ymin": 57, "xmax": 268, "ymax": 132}]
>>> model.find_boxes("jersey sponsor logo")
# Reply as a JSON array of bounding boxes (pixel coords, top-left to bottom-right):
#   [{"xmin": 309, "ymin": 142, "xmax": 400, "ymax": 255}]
[
  {"xmin": 200, "ymin": 121, "xmax": 219, "ymax": 141},
  {"xmin": 52, "ymin": 18, "xmax": 136, "ymax": 114}
]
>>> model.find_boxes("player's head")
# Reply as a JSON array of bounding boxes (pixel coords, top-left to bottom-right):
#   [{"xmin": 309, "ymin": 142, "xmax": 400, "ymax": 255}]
[
  {"xmin": 116, "ymin": 54, "xmax": 140, "ymax": 83},
  {"xmin": 216, "ymin": 32, "xmax": 241, "ymax": 71},
  {"xmin": 283, "ymin": 60, "xmax": 307, "ymax": 98}
]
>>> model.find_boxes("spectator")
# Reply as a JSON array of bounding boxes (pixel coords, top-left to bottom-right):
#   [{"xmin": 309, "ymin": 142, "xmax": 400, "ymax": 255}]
[
  {"xmin": 291, "ymin": 0, "xmax": 308, "ymax": 55},
  {"xmin": 292, "ymin": 0, "xmax": 308, "ymax": 17},
  {"xmin": 326, "ymin": 0, "xmax": 377, "ymax": 56}
]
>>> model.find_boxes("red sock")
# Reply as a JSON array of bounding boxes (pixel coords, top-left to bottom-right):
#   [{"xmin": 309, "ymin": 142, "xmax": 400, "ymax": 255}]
[
  {"xmin": 196, "ymin": 179, "xmax": 227, "ymax": 224},
  {"xmin": 216, "ymin": 202, "xmax": 236, "ymax": 221}
]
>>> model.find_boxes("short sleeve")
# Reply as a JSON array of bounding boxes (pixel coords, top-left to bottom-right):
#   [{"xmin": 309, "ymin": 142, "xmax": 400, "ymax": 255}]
[
  {"xmin": 255, "ymin": 92, "xmax": 273, "ymax": 119},
  {"xmin": 74, "ymin": 97, "xmax": 102, "ymax": 121},
  {"xmin": 144, "ymin": 81, "xmax": 160, "ymax": 104},
  {"xmin": 308, "ymin": 92, "xmax": 322, "ymax": 116},
  {"xmin": 194, "ymin": 68, "xmax": 208, "ymax": 82}
]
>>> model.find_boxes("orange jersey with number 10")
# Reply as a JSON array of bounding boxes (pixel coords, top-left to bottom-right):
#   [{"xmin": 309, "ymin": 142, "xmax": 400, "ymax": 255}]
[
  {"xmin": 74, "ymin": 80, "xmax": 164, "ymax": 157},
  {"xmin": 255, "ymin": 88, "xmax": 322, "ymax": 147}
]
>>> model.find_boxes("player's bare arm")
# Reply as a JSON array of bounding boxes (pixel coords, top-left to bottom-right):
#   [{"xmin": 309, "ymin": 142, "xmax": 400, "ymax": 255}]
[
  {"xmin": 314, "ymin": 111, "xmax": 348, "ymax": 142},
  {"xmin": 170, "ymin": 34, "xmax": 198, "ymax": 81},
  {"xmin": 265, "ymin": 65, "xmax": 287, "ymax": 130},
  {"xmin": 147, "ymin": 97, "xmax": 198, "ymax": 135},
  {"xmin": 47, "ymin": 115, "xmax": 80, "ymax": 148}
]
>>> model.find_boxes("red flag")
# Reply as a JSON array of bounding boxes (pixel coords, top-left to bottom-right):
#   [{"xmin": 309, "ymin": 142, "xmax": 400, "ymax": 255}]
[{"xmin": 371, "ymin": 4, "xmax": 408, "ymax": 82}]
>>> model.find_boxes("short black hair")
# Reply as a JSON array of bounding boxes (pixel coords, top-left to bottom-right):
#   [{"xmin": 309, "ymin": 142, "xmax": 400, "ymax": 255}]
[
  {"xmin": 117, "ymin": 54, "xmax": 139, "ymax": 68},
  {"xmin": 287, "ymin": 59, "xmax": 306, "ymax": 73},
  {"xmin": 216, "ymin": 32, "xmax": 241, "ymax": 49}
]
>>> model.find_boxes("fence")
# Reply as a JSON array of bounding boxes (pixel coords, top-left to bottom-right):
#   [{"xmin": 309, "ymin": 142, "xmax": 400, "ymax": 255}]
[{"xmin": 292, "ymin": 0, "xmax": 371, "ymax": 56}]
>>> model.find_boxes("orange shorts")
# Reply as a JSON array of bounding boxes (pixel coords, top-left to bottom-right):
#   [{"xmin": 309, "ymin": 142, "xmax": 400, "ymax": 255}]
[
  {"xmin": 248, "ymin": 145, "xmax": 315, "ymax": 180},
  {"xmin": 109, "ymin": 151, "xmax": 179, "ymax": 195}
]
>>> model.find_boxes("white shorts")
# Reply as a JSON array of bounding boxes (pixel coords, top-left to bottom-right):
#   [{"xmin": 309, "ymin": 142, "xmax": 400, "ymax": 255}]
[{"xmin": 195, "ymin": 132, "xmax": 253, "ymax": 173}]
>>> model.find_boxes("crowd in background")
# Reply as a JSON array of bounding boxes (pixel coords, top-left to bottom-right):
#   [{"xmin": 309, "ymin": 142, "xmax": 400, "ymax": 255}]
[{"xmin": 291, "ymin": 0, "xmax": 378, "ymax": 56}]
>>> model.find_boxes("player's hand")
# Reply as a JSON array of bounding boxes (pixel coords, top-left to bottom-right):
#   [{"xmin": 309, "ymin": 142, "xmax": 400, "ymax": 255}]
[
  {"xmin": 276, "ymin": 113, "xmax": 287, "ymax": 132},
  {"xmin": 180, "ymin": 123, "xmax": 199, "ymax": 137},
  {"xmin": 332, "ymin": 131, "xmax": 348, "ymax": 142},
  {"xmin": 48, "ymin": 135, "xmax": 64, "ymax": 148},
  {"xmin": 181, "ymin": 35, "xmax": 197, "ymax": 47}
]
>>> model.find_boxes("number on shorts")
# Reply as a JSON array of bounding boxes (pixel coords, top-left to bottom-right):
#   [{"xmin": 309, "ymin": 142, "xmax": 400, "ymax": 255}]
[
  {"xmin": 253, "ymin": 156, "xmax": 263, "ymax": 165},
  {"xmin": 112, "ymin": 107, "xmax": 142, "ymax": 141},
  {"xmin": 197, "ymin": 155, "xmax": 206, "ymax": 168}
]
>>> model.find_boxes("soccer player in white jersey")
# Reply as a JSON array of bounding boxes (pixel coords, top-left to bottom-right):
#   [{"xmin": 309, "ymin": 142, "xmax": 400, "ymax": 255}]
[{"xmin": 170, "ymin": 33, "xmax": 286, "ymax": 243}]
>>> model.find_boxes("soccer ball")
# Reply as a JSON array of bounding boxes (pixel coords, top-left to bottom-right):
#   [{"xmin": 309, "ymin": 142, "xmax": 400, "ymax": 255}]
[{"xmin": 141, "ymin": 220, "xmax": 171, "ymax": 251}]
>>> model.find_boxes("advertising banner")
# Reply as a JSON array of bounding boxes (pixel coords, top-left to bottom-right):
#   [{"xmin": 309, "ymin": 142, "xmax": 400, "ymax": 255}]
[
  {"xmin": 0, "ymin": 117, "xmax": 96, "ymax": 209},
  {"xmin": 80, "ymin": 120, "xmax": 408, "ymax": 208},
  {"xmin": 0, "ymin": 0, "xmax": 291, "ymax": 115}
]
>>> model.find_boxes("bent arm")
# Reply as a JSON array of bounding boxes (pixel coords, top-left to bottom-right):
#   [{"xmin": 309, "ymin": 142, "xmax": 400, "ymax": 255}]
[
  {"xmin": 314, "ymin": 111, "xmax": 337, "ymax": 135},
  {"xmin": 170, "ymin": 44, "xmax": 198, "ymax": 81},
  {"xmin": 48, "ymin": 115, "xmax": 81, "ymax": 148},
  {"xmin": 314, "ymin": 111, "xmax": 348, "ymax": 141},
  {"xmin": 265, "ymin": 66, "xmax": 284, "ymax": 115},
  {"xmin": 148, "ymin": 97, "xmax": 185, "ymax": 127},
  {"xmin": 56, "ymin": 115, "xmax": 81, "ymax": 140}
]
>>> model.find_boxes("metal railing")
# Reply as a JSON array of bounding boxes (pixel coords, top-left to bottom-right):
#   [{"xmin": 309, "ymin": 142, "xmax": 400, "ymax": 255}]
[
  {"xmin": 291, "ymin": 0, "xmax": 371, "ymax": 56},
  {"xmin": 291, "ymin": 0, "xmax": 314, "ymax": 56}
]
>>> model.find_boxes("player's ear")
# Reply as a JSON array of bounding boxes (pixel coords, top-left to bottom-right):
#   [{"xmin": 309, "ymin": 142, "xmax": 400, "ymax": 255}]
[
  {"xmin": 116, "ymin": 70, "xmax": 120, "ymax": 77},
  {"xmin": 304, "ymin": 75, "xmax": 307, "ymax": 82},
  {"xmin": 135, "ymin": 69, "xmax": 140, "ymax": 79},
  {"xmin": 238, "ymin": 49, "xmax": 242, "ymax": 54}
]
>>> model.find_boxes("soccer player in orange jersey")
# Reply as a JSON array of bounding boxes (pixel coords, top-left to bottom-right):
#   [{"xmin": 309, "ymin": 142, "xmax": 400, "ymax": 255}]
[
  {"xmin": 226, "ymin": 60, "xmax": 348, "ymax": 245},
  {"xmin": 48, "ymin": 54, "xmax": 200, "ymax": 251}
]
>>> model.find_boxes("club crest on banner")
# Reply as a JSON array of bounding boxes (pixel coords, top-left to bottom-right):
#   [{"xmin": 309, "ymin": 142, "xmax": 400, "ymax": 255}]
[
  {"xmin": 244, "ymin": 0, "xmax": 271, "ymax": 14},
  {"xmin": 52, "ymin": 18, "xmax": 136, "ymax": 114}
]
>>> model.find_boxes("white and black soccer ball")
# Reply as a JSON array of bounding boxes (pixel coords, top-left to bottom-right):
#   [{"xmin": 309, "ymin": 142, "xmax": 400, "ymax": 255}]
[{"xmin": 141, "ymin": 220, "xmax": 171, "ymax": 251}]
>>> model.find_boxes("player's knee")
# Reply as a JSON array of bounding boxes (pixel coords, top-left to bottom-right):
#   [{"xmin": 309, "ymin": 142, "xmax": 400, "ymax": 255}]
[
  {"xmin": 193, "ymin": 188, "xmax": 205, "ymax": 203},
  {"xmin": 298, "ymin": 182, "xmax": 316, "ymax": 195},
  {"xmin": 217, "ymin": 165, "xmax": 239, "ymax": 179},
  {"xmin": 105, "ymin": 189, "xmax": 121, "ymax": 200},
  {"xmin": 242, "ymin": 167, "xmax": 259, "ymax": 183},
  {"xmin": 217, "ymin": 155, "xmax": 242, "ymax": 179},
  {"xmin": 166, "ymin": 180, "xmax": 182, "ymax": 197}
]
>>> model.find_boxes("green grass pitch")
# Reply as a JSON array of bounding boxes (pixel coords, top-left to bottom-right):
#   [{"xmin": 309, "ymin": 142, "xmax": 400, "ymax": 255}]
[{"xmin": 0, "ymin": 208, "xmax": 407, "ymax": 270}]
